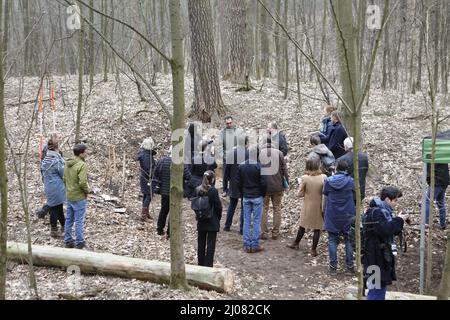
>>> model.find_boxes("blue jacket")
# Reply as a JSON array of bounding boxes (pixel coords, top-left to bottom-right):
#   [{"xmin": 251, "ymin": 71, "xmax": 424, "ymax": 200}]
[
  {"xmin": 137, "ymin": 148, "xmax": 156, "ymax": 195},
  {"xmin": 319, "ymin": 116, "xmax": 333, "ymax": 144},
  {"xmin": 323, "ymin": 172, "xmax": 355, "ymax": 233},
  {"xmin": 40, "ymin": 150, "xmax": 66, "ymax": 206}
]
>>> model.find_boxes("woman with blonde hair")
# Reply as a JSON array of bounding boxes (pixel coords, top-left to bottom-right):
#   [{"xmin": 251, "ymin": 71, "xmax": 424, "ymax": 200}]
[
  {"xmin": 136, "ymin": 137, "xmax": 156, "ymax": 221},
  {"xmin": 287, "ymin": 153, "xmax": 326, "ymax": 257}
]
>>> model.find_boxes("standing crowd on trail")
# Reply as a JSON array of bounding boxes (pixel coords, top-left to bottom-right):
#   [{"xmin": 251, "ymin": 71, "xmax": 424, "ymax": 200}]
[{"xmin": 36, "ymin": 104, "xmax": 448, "ymax": 300}]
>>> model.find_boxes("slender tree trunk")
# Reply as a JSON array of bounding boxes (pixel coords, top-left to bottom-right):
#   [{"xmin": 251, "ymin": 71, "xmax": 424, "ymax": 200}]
[
  {"xmin": 168, "ymin": 0, "xmax": 189, "ymax": 291},
  {"xmin": 75, "ymin": 5, "xmax": 84, "ymax": 144},
  {"xmin": 294, "ymin": 0, "xmax": 302, "ymax": 110},
  {"xmin": 160, "ymin": 0, "xmax": 169, "ymax": 74},
  {"xmin": 254, "ymin": 1, "xmax": 261, "ymax": 80},
  {"xmin": 0, "ymin": 0, "xmax": 9, "ymax": 301},
  {"xmin": 283, "ymin": 0, "xmax": 289, "ymax": 99},
  {"xmin": 89, "ymin": 0, "xmax": 94, "ymax": 90},
  {"xmin": 188, "ymin": 0, "xmax": 226, "ymax": 122},
  {"xmin": 416, "ymin": 3, "xmax": 424, "ymax": 92},
  {"xmin": 275, "ymin": 0, "xmax": 282, "ymax": 90},
  {"xmin": 102, "ymin": 0, "xmax": 108, "ymax": 82},
  {"xmin": 260, "ymin": 1, "xmax": 270, "ymax": 78}
]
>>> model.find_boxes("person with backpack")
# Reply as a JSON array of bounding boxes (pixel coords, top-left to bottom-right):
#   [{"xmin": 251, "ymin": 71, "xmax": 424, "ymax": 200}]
[
  {"xmin": 287, "ymin": 154, "xmax": 326, "ymax": 256},
  {"xmin": 259, "ymin": 137, "xmax": 289, "ymax": 240},
  {"xmin": 362, "ymin": 187, "xmax": 409, "ymax": 300},
  {"xmin": 310, "ymin": 135, "xmax": 335, "ymax": 176},
  {"xmin": 136, "ymin": 137, "xmax": 157, "ymax": 222},
  {"xmin": 191, "ymin": 171, "xmax": 222, "ymax": 267},
  {"xmin": 223, "ymin": 135, "xmax": 248, "ymax": 234},
  {"xmin": 323, "ymin": 159, "xmax": 356, "ymax": 274},
  {"xmin": 154, "ymin": 149, "xmax": 192, "ymax": 237},
  {"xmin": 40, "ymin": 139, "xmax": 66, "ymax": 238},
  {"xmin": 337, "ymin": 137, "xmax": 369, "ymax": 200},
  {"xmin": 237, "ymin": 146, "xmax": 267, "ymax": 253}
]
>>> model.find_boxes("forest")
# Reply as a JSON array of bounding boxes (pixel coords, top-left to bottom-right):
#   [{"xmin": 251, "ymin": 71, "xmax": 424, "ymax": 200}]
[{"xmin": 0, "ymin": 0, "xmax": 449, "ymax": 301}]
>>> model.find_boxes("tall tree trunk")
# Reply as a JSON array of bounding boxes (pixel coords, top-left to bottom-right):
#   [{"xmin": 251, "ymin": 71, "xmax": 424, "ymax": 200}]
[
  {"xmin": 225, "ymin": 0, "xmax": 248, "ymax": 84},
  {"xmin": 283, "ymin": 0, "xmax": 289, "ymax": 99},
  {"xmin": 294, "ymin": 0, "xmax": 302, "ymax": 110},
  {"xmin": 168, "ymin": 0, "xmax": 189, "ymax": 291},
  {"xmin": 274, "ymin": 0, "xmax": 282, "ymax": 90},
  {"xmin": 89, "ymin": 0, "xmax": 94, "ymax": 90},
  {"xmin": 102, "ymin": 0, "xmax": 108, "ymax": 82},
  {"xmin": 188, "ymin": 0, "xmax": 226, "ymax": 123},
  {"xmin": 0, "ymin": 0, "xmax": 8, "ymax": 301},
  {"xmin": 160, "ymin": 0, "xmax": 169, "ymax": 74},
  {"xmin": 22, "ymin": 0, "xmax": 30, "ymax": 75},
  {"xmin": 75, "ymin": 5, "xmax": 84, "ymax": 144},
  {"xmin": 254, "ymin": 1, "xmax": 261, "ymax": 80},
  {"xmin": 416, "ymin": 0, "xmax": 424, "ymax": 92},
  {"xmin": 260, "ymin": 1, "xmax": 270, "ymax": 78}
]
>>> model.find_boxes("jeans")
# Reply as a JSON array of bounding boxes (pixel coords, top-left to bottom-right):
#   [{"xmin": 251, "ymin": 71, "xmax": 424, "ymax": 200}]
[
  {"xmin": 142, "ymin": 193, "xmax": 152, "ymax": 209},
  {"xmin": 49, "ymin": 204, "xmax": 65, "ymax": 229},
  {"xmin": 426, "ymin": 185, "xmax": 448, "ymax": 228},
  {"xmin": 65, "ymin": 199, "xmax": 87, "ymax": 246},
  {"xmin": 328, "ymin": 232, "xmax": 354, "ymax": 269},
  {"xmin": 198, "ymin": 231, "xmax": 217, "ymax": 267},
  {"xmin": 157, "ymin": 195, "xmax": 170, "ymax": 234},
  {"xmin": 367, "ymin": 287, "xmax": 387, "ymax": 300},
  {"xmin": 262, "ymin": 192, "xmax": 283, "ymax": 237},
  {"xmin": 243, "ymin": 197, "xmax": 263, "ymax": 249},
  {"xmin": 225, "ymin": 197, "xmax": 244, "ymax": 232}
]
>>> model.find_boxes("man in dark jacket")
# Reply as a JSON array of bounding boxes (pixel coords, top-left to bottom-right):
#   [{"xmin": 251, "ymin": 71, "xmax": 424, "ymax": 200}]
[
  {"xmin": 259, "ymin": 139, "xmax": 289, "ymax": 240},
  {"xmin": 237, "ymin": 147, "xmax": 266, "ymax": 253},
  {"xmin": 337, "ymin": 137, "xmax": 369, "ymax": 200},
  {"xmin": 425, "ymin": 162, "xmax": 449, "ymax": 229},
  {"xmin": 362, "ymin": 186, "xmax": 408, "ymax": 300},
  {"xmin": 187, "ymin": 140, "xmax": 217, "ymax": 199},
  {"xmin": 323, "ymin": 160, "xmax": 356, "ymax": 274},
  {"xmin": 267, "ymin": 122, "xmax": 289, "ymax": 157},
  {"xmin": 154, "ymin": 151, "xmax": 192, "ymax": 236},
  {"xmin": 223, "ymin": 135, "xmax": 248, "ymax": 233},
  {"xmin": 136, "ymin": 137, "xmax": 157, "ymax": 221},
  {"xmin": 322, "ymin": 111, "xmax": 348, "ymax": 159}
]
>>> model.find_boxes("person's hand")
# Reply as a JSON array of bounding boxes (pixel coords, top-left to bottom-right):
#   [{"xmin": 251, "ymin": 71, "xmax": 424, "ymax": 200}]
[{"xmin": 398, "ymin": 213, "xmax": 410, "ymax": 223}]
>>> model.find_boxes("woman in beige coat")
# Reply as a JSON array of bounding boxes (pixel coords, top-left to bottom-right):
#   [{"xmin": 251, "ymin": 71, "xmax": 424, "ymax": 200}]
[{"xmin": 287, "ymin": 154, "xmax": 326, "ymax": 256}]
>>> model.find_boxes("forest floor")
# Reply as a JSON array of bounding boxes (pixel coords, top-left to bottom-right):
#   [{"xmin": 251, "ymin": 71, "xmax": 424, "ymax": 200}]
[{"xmin": 3, "ymin": 74, "xmax": 449, "ymax": 300}]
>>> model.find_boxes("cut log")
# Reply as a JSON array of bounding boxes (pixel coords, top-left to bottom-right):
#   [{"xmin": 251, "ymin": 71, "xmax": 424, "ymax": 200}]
[{"xmin": 7, "ymin": 242, "xmax": 234, "ymax": 294}]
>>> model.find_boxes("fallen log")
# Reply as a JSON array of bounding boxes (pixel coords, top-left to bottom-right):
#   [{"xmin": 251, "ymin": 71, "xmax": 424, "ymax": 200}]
[{"xmin": 7, "ymin": 242, "xmax": 234, "ymax": 294}]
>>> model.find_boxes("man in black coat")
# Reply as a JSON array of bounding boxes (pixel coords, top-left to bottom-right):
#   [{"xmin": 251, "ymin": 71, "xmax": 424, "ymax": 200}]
[
  {"xmin": 154, "ymin": 151, "xmax": 192, "ymax": 236},
  {"xmin": 337, "ymin": 137, "xmax": 369, "ymax": 200},
  {"xmin": 425, "ymin": 161, "xmax": 449, "ymax": 229},
  {"xmin": 322, "ymin": 111, "xmax": 348, "ymax": 159},
  {"xmin": 223, "ymin": 135, "xmax": 249, "ymax": 233},
  {"xmin": 267, "ymin": 122, "xmax": 289, "ymax": 157},
  {"xmin": 362, "ymin": 186, "xmax": 409, "ymax": 300}
]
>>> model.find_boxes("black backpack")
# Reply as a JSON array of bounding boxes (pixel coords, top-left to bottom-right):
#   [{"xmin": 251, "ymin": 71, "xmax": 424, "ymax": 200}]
[{"xmin": 190, "ymin": 190, "xmax": 213, "ymax": 221}]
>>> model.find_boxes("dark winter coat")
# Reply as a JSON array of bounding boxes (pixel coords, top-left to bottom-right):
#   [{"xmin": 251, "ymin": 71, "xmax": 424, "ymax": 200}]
[
  {"xmin": 319, "ymin": 116, "xmax": 333, "ymax": 140},
  {"xmin": 259, "ymin": 144, "xmax": 289, "ymax": 193},
  {"xmin": 270, "ymin": 131, "xmax": 289, "ymax": 156},
  {"xmin": 223, "ymin": 146, "xmax": 248, "ymax": 199},
  {"xmin": 426, "ymin": 163, "xmax": 450, "ymax": 187},
  {"xmin": 154, "ymin": 156, "xmax": 192, "ymax": 196},
  {"xmin": 326, "ymin": 122, "xmax": 348, "ymax": 159},
  {"xmin": 362, "ymin": 198, "xmax": 404, "ymax": 287},
  {"xmin": 137, "ymin": 148, "xmax": 157, "ymax": 195},
  {"xmin": 237, "ymin": 160, "xmax": 267, "ymax": 198},
  {"xmin": 187, "ymin": 154, "xmax": 217, "ymax": 198},
  {"xmin": 337, "ymin": 150, "xmax": 369, "ymax": 200},
  {"xmin": 323, "ymin": 172, "xmax": 356, "ymax": 233},
  {"xmin": 196, "ymin": 187, "xmax": 223, "ymax": 233}
]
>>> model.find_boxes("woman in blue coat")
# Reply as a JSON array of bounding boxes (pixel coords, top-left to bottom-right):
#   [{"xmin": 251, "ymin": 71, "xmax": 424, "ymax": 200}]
[
  {"xmin": 40, "ymin": 140, "xmax": 66, "ymax": 238},
  {"xmin": 136, "ymin": 137, "xmax": 157, "ymax": 221}
]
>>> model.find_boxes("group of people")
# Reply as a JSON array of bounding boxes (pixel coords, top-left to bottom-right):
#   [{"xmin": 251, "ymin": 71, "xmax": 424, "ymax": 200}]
[
  {"xmin": 38, "ymin": 134, "xmax": 90, "ymax": 249},
  {"xmin": 35, "ymin": 103, "xmax": 448, "ymax": 301}
]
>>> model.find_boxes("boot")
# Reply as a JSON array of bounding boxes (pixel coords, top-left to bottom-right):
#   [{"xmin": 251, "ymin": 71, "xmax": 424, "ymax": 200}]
[
  {"xmin": 141, "ymin": 208, "xmax": 152, "ymax": 221},
  {"xmin": 287, "ymin": 241, "xmax": 300, "ymax": 250},
  {"xmin": 50, "ymin": 227, "xmax": 59, "ymax": 238},
  {"xmin": 310, "ymin": 248, "xmax": 318, "ymax": 257}
]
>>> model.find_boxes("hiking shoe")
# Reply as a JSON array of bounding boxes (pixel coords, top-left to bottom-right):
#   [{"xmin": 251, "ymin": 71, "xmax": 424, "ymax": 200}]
[
  {"xmin": 157, "ymin": 229, "xmax": 164, "ymax": 236},
  {"xmin": 329, "ymin": 267, "xmax": 337, "ymax": 275},
  {"xmin": 75, "ymin": 243, "xmax": 86, "ymax": 250},
  {"xmin": 50, "ymin": 228, "xmax": 59, "ymax": 239},
  {"xmin": 253, "ymin": 246, "xmax": 264, "ymax": 253},
  {"xmin": 287, "ymin": 242, "xmax": 300, "ymax": 250},
  {"xmin": 310, "ymin": 249, "xmax": 318, "ymax": 257},
  {"xmin": 346, "ymin": 267, "xmax": 355, "ymax": 275},
  {"xmin": 243, "ymin": 247, "xmax": 252, "ymax": 253},
  {"xmin": 223, "ymin": 227, "xmax": 231, "ymax": 232},
  {"xmin": 36, "ymin": 208, "xmax": 47, "ymax": 219},
  {"xmin": 65, "ymin": 241, "xmax": 75, "ymax": 249}
]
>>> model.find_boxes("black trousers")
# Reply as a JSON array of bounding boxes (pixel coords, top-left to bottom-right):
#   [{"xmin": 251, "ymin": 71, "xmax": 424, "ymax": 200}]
[
  {"xmin": 197, "ymin": 231, "xmax": 217, "ymax": 267},
  {"xmin": 49, "ymin": 204, "xmax": 65, "ymax": 229},
  {"xmin": 157, "ymin": 195, "xmax": 170, "ymax": 235}
]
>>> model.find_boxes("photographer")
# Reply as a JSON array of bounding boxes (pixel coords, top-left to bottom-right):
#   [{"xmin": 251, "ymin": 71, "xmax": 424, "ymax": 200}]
[{"xmin": 362, "ymin": 186, "xmax": 409, "ymax": 300}]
